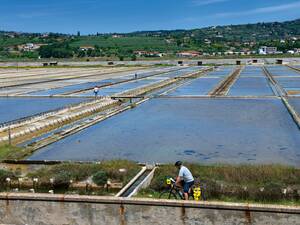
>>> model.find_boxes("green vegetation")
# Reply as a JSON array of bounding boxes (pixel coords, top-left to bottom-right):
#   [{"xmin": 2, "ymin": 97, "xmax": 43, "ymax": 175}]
[
  {"xmin": 92, "ymin": 171, "xmax": 109, "ymax": 186},
  {"xmin": 140, "ymin": 163, "xmax": 300, "ymax": 205},
  {"xmin": 0, "ymin": 19, "xmax": 300, "ymax": 60},
  {"xmin": 0, "ymin": 161, "xmax": 140, "ymax": 194},
  {"xmin": 27, "ymin": 160, "xmax": 140, "ymax": 184},
  {"xmin": 0, "ymin": 144, "xmax": 21, "ymax": 159},
  {"xmin": 39, "ymin": 42, "xmax": 74, "ymax": 58},
  {"xmin": 0, "ymin": 169, "xmax": 15, "ymax": 183}
]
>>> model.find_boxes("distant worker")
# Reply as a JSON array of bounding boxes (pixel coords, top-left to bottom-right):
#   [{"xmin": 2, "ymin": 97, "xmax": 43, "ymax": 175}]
[
  {"xmin": 174, "ymin": 161, "xmax": 194, "ymax": 200},
  {"xmin": 134, "ymin": 73, "xmax": 138, "ymax": 79},
  {"xmin": 93, "ymin": 86, "xmax": 99, "ymax": 98}
]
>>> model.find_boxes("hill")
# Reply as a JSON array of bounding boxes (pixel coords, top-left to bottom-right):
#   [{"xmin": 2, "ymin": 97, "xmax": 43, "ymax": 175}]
[{"xmin": 0, "ymin": 19, "xmax": 299, "ymax": 59}]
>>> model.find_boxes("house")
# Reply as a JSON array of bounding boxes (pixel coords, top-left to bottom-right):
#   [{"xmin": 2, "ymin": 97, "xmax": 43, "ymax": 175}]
[
  {"xmin": 18, "ymin": 43, "xmax": 45, "ymax": 52},
  {"xmin": 176, "ymin": 51, "xmax": 201, "ymax": 58},
  {"xmin": 79, "ymin": 46, "xmax": 95, "ymax": 51},
  {"xmin": 294, "ymin": 48, "xmax": 300, "ymax": 54},
  {"xmin": 287, "ymin": 50, "xmax": 295, "ymax": 54},
  {"xmin": 224, "ymin": 51, "xmax": 234, "ymax": 55},
  {"xmin": 112, "ymin": 34, "xmax": 122, "ymax": 38},
  {"xmin": 258, "ymin": 46, "xmax": 278, "ymax": 55},
  {"xmin": 204, "ymin": 39, "xmax": 211, "ymax": 44},
  {"xmin": 134, "ymin": 51, "xmax": 164, "ymax": 57}
]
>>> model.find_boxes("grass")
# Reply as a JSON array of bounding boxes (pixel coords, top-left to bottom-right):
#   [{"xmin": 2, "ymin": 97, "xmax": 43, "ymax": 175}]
[
  {"xmin": 71, "ymin": 36, "xmax": 179, "ymax": 52},
  {"xmin": 0, "ymin": 160, "xmax": 141, "ymax": 194},
  {"xmin": 27, "ymin": 160, "xmax": 140, "ymax": 184},
  {"xmin": 141, "ymin": 163, "xmax": 300, "ymax": 204},
  {"xmin": 0, "ymin": 144, "xmax": 22, "ymax": 159}
]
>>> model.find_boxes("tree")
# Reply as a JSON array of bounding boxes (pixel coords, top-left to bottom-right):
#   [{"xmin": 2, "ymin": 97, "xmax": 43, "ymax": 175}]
[
  {"xmin": 39, "ymin": 43, "xmax": 74, "ymax": 58},
  {"xmin": 86, "ymin": 48, "xmax": 93, "ymax": 57},
  {"xmin": 131, "ymin": 54, "xmax": 137, "ymax": 61},
  {"xmin": 92, "ymin": 171, "xmax": 108, "ymax": 186},
  {"xmin": 77, "ymin": 50, "xmax": 86, "ymax": 58}
]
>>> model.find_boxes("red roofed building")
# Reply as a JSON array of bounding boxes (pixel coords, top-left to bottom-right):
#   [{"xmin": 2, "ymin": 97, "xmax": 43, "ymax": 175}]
[{"xmin": 176, "ymin": 51, "xmax": 202, "ymax": 57}]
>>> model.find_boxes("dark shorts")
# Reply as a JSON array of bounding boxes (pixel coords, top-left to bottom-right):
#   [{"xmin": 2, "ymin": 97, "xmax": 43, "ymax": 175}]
[{"xmin": 183, "ymin": 180, "xmax": 194, "ymax": 193}]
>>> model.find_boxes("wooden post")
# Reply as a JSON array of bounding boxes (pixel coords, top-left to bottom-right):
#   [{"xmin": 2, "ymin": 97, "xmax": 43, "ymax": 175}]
[{"xmin": 8, "ymin": 126, "xmax": 11, "ymax": 146}]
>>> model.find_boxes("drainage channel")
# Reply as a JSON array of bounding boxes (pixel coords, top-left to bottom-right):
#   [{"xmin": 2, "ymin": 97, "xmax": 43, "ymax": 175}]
[{"xmin": 116, "ymin": 166, "xmax": 156, "ymax": 198}]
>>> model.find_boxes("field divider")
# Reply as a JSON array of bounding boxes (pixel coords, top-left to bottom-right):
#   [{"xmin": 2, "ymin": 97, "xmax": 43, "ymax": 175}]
[
  {"xmin": 22, "ymin": 68, "xmax": 213, "ymax": 154},
  {"xmin": 286, "ymin": 65, "xmax": 300, "ymax": 74},
  {"xmin": 0, "ymin": 66, "xmax": 145, "ymax": 89},
  {"xmin": 113, "ymin": 67, "xmax": 214, "ymax": 98},
  {"xmin": 209, "ymin": 66, "xmax": 243, "ymax": 97},
  {"xmin": 1, "ymin": 67, "xmax": 213, "ymax": 158},
  {"xmin": 0, "ymin": 98, "xmax": 120, "ymax": 145},
  {"xmin": 59, "ymin": 66, "xmax": 186, "ymax": 96},
  {"xmin": 263, "ymin": 66, "xmax": 300, "ymax": 130}
]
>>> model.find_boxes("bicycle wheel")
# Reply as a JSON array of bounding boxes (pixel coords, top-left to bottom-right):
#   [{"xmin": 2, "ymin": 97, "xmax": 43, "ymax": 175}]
[{"xmin": 159, "ymin": 190, "xmax": 178, "ymax": 199}]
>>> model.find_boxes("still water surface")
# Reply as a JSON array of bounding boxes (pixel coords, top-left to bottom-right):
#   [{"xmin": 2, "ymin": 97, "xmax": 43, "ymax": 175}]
[{"xmin": 29, "ymin": 98, "xmax": 300, "ymax": 166}]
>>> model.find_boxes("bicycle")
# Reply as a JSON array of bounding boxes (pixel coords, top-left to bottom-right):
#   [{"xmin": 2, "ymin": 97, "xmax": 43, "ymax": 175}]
[{"xmin": 159, "ymin": 177, "xmax": 206, "ymax": 201}]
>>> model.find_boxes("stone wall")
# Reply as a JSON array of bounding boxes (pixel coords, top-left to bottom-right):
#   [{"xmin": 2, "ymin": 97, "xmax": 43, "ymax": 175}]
[{"xmin": 0, "ymin": 193, "xmax": 299, "ymax": 225}]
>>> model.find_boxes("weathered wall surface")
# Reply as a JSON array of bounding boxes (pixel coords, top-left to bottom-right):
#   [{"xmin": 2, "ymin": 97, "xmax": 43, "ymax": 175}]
[{"xmin": 0, "ymin": 193, "xmax": 299, "ymax": 225}]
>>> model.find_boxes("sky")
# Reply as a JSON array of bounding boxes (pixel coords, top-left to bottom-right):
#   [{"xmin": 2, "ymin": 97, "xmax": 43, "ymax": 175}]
[{"xmin": 0, "ymin": 0, "xmax": 300, "ymax": 34}]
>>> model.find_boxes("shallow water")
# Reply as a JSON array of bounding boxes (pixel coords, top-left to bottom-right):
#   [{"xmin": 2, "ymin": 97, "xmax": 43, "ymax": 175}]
[
  {"xmin": 205, "ymin": 67, "xmax": 233, "ymax": 77},
  {"xmin": 275, "ymin": 77, "xmax": 300, "ymax": 88},
  {"xmin": 26, "ymin": 67, "xmax": 174, "ymax": 96},
  {"xmin": 28, "ymin": 80, "xmax": 115, "ymax": 96},
  {"xmin": 29, "ymin": 98, "xmax": 300, "ymax": 166},
  {"xmin": 0, "ymin": 97, "xmax": 87, "ymax": 124},
  {"xmin": 228, "ymin": 77, "xmax": 274, "ymax": 96},
  {"xmin": 267, "ymin": 66, "xmax": 300, "ymax": 77},
  {"xmin": 166, "ymin": 77, "xmax": 222, "ymax": 96},
  {"xmin": 75, "ymin": 78, "xmax": 163, "ymax": 97},
  {"xmin": 288, "ymin": 98, "xmax": 300, "ymax": 114},
  {"xmin": 240, "ymin": 66, "xmax": 265, "ymax": 77},
  {"xmin": 165, "ymin": 67, "xmax": 232, "ymax": 96}
]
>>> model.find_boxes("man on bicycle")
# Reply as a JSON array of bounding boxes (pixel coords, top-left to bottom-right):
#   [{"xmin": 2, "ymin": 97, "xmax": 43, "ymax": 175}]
[{"xmin": 174, "ymin": 161, "xmax": 194, "ymax": 200}]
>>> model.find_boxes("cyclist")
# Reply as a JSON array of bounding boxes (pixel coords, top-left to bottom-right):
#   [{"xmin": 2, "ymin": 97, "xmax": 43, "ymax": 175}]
[{"xmin": 174, "ymin": 161, "xmax": 194, "ymax": 200}]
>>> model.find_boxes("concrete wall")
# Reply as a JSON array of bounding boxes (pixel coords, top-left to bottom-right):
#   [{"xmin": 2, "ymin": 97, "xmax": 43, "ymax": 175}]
[
  {"xmin": 0, "ymin": 193, "xmax": 299, "ymax": 225},
  {"xmin": 0, "ymin": 58, "xmax": 300, "ymax": 67}
]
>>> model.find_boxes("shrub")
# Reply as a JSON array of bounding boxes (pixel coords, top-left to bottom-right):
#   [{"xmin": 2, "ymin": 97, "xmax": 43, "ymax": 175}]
[
  {"xmin": 53, "ymin": 170, "xmax": 72, "ymax": 189},
  {"xmin": 0, "ymin": 169, "xmax": 14, "ymax": 183},
  {"xmin": 92, "ymin": 171, "xmax": 108, "ymax": 186},
  {"xmin": 28, "ymin": 160, "xmax": 140, "ymax": 188},
  {"xmin": 149, "ymin": 163, "xmax": 300, "ymax": 202}
]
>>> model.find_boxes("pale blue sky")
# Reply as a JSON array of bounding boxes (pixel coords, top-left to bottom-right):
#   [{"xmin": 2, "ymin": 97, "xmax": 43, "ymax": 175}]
[{"xmin": 0, "ymin": 0, "xmax": 299, "ymax": 34}]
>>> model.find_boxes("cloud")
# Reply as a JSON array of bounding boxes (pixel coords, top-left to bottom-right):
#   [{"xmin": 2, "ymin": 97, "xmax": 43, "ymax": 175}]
[
  {"xmin": 215, "ymin": 1, "xmax": 300, "ymax": 17},
  {"xmin": 192, "ymin": 0, "xmax": 231, "ymax": 6},
  {"xmin": 17, "ymin": 12, "xmax": 51, "ymax": 19}
]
